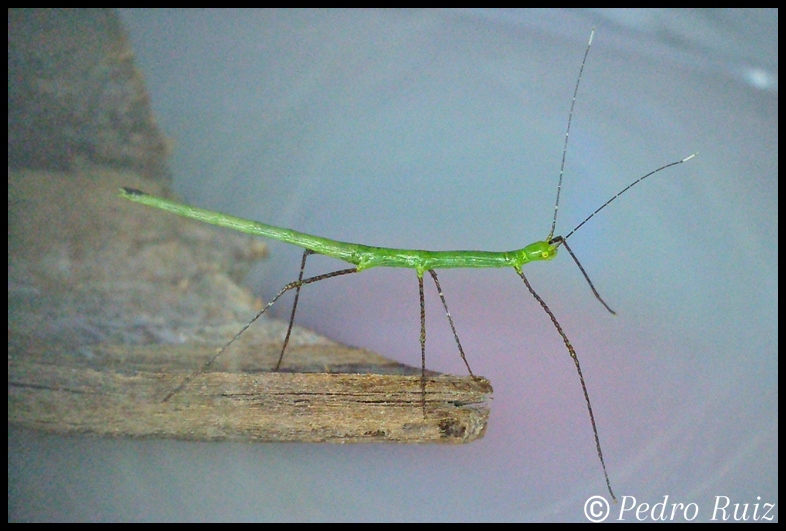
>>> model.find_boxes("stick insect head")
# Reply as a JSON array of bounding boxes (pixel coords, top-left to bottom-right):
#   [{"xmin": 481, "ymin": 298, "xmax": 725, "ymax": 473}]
[{"xmin": 515, "ymin": 240, "xmax": 558, "ymax": 270}]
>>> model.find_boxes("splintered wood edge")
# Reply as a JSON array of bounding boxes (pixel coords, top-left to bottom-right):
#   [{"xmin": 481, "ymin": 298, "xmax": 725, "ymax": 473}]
[{"xmin": 8, "ymin": 342, "xmax": 493, "ymax": 443}]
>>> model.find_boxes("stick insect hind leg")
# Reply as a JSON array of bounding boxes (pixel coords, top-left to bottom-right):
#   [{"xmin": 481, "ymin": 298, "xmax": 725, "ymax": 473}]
[{"xmin": 162, "ymin": 249, "xmax": 358, "ymax": 402}]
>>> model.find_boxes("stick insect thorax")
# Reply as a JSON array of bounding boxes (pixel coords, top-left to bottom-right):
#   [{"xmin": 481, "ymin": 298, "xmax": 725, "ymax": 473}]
[{"xmin": 119, "ymin": 29, "xmax": 697, "ymax": 503}]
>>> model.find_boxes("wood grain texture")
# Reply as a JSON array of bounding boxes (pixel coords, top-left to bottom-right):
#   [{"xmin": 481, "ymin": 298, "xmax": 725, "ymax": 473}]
[{"xmin": 9, "ymin": 340, "xmax": 492, "ymax": 443}]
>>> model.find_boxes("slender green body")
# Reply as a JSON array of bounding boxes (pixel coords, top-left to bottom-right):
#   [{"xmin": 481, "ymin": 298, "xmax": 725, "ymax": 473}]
[
  {"xmin": 119, "ymin": 187, "xmax": 557, "ymax": 275},
  {"xmin": 116, "ymin": 29, "xmax": 694, "ymax": 502}
]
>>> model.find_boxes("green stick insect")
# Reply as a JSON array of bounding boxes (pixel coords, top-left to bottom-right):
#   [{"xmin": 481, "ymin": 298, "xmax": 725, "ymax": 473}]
[{"xmin": 119, "ymin": 30, "xmax": 695, "ymax": 501}]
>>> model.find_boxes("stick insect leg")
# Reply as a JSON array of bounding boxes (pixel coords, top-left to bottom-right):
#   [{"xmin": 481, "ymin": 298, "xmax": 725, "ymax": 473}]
[
  {"xmin": 276, "ymin": 249, "xmax": 313, "ymax": 370},
  {"xmin": 162, "ymin": 260, "xmax": 359, "ymax": 402},
  {"xmin": 516, "ymin": 269, "xmax": 616, "ymax": 502},
  {"xmin": 418, "ymin": 273, "xmax": 428, "ymax": 414},
  {"xmin": 427, "ymin": 270, "xmax": 477, "ymax": 379}
]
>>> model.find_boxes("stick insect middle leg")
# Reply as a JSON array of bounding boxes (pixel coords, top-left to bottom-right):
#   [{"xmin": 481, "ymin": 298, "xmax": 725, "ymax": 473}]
[{"xmin": 416, "ymin": 269, "xmax": 479, "ymax": 413}]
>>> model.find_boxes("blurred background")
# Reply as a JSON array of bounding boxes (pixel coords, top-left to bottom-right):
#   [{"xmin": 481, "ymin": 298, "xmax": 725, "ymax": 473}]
[{"xmin": 9, "ymin": 9, "xmax": 777, "ymax": 521}]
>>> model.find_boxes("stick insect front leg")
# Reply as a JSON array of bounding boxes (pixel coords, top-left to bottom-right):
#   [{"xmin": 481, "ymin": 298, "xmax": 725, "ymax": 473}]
[{"xmin": 516, "ymin": 268, "xmax": 615, "ymax": 501}]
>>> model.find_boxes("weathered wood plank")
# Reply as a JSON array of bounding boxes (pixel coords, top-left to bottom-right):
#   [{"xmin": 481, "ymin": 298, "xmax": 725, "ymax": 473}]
[{"xmin": 9, "ymin": 341, "xmax": 492, "ymax": 443}]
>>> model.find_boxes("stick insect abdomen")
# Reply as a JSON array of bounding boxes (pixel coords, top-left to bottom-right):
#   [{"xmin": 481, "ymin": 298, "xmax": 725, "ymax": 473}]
[{"xmin": 120, "ymin": 188, "xmax": 558, "ymax": 275}]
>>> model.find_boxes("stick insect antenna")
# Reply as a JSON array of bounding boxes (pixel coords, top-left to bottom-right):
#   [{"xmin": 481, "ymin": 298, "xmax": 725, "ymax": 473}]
[
  {"xmin": 558, "ymin": 153, "xmax": 697, "ymax": 243},
  {"xmin": 547, "ymin": 29, "xmax": 594, "ymax": 242},
  {"xmin": 546, "ymin": 153, "xmax": 696, "ymax": 314}
]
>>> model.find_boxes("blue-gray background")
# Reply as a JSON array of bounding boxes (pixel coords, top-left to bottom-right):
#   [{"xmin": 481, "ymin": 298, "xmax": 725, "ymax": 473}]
[{"xmin": 9, "ymin": 9, "xmax": 777, "ymax": 522}]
